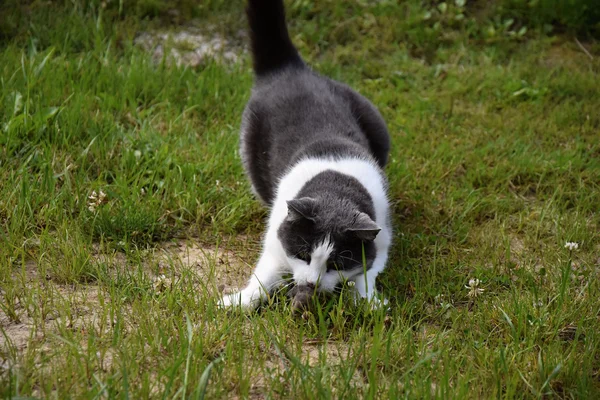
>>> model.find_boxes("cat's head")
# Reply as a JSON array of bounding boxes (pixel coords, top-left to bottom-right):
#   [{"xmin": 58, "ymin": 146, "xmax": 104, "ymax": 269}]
[{"xmin": 277, "ymin": 196, "xmax": 381, "ymax": 292}]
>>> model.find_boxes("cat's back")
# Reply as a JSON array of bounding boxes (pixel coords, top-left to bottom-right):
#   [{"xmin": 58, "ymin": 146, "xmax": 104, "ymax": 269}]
[
  {"xmin": 248, "ymin": 70, "xmax": 357, "ymax": 141},
  {"xmin": 240, "ymin": 0, "xmax": 389, "ymax": 205},
  {"xmin": 240, "ymin": 69, "xmax": 371, "ymax": 202}
]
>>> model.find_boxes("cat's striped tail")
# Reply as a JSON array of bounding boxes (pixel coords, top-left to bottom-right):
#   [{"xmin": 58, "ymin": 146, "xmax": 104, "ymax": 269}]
[{"xmin": 246, "ymin": 0, "xmax": 304, "ymax": 76}]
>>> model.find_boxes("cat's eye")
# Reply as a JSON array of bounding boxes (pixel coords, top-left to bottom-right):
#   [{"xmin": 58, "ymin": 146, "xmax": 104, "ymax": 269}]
[{"xmin": 297, "ymin": 251, "xmax": 311, "ymax": 263}]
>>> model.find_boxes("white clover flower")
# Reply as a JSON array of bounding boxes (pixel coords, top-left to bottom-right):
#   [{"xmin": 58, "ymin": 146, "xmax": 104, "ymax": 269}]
[
  {"xmin": 468, "ymin": 278, "xmax": 480, "ymax": 287},
  {"xmin": 564, "ymin": 242, "xmax": 579, "ymax": 251},
  {"xmin": 87, "ymin": 190, "xmax": 107, "ymax": 212},
  {"xmin": 465, "ymin": 278, "xmax": 485, "ymax": 298},
  {"xmin": 347, "ymin": 280, "xmax": 356, "ymax": 287}
]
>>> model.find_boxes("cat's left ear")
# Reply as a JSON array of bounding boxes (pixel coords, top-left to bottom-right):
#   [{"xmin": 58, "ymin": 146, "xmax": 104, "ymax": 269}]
[{"xmin": 348, "ymin": 212, "xmax": 381, "ymax": 242}]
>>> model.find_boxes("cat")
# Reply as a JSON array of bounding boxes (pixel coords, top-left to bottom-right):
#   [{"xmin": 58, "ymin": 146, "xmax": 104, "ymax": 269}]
[{"xmin": 220, "ymin": 0, "xmax": 392, "ymax": 310}]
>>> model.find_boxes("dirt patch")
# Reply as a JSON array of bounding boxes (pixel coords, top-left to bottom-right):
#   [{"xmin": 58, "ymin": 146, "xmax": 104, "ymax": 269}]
[
  {"xmin": 243, "ymin": 339, "xmax": 364, "ymax": 398},
  {"xmin": 509, "ymin": 236, "xmax": 525, "ymax": 264},
  {"xmin": 262, "ymin": 339, "xmax": 355, "ymax": 369},
  {"xmin": 155, "ymin": 238, "xmax": 254, "ymax": 294},
  {"xmin": 1, "ymin": 238, "xmax": 254, "ymax": 357},
  {"xmin": 301, "ymin": 339, "xmax": 355, "ymax": 367},
  {"xmin": 0, "ymin": 284, "xmax": 107, "ymax": 352},
  {"xmin": 542, "ymin": 41, "xmax": 596, "ymax": 70},
  {"xmin": 134, "ymin": 25, "xmax": 246, "ymax": 67},
  {"xmin": 0, "ymin": 315, "xmax": 40, "ymax": 352}
]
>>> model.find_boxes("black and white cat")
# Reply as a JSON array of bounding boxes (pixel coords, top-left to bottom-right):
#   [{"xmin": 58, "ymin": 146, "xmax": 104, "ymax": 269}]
[{"xmin": 220, "ymin": 0, "xmax": 392, "ymax": 309}]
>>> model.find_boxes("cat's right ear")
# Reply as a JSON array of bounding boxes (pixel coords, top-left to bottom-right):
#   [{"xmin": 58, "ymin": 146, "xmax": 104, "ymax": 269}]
[
  {"xmin": 286, "ymin": 197, "xmax": 318, "ymax": 223},
  {"xmin": 348, "ymin": 212, "xmax": 381, "ymax": 242}
]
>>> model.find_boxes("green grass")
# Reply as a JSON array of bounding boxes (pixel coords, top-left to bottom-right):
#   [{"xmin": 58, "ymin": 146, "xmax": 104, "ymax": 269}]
[{"xmin": 1, "ymin": 0, "xmax": 600, "ymax": 398}]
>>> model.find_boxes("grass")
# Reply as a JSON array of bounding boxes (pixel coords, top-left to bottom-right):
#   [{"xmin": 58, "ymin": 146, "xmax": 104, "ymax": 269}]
[{"xmin": 1, "ymin": 0, "xmax": 600, "ymax": 398}]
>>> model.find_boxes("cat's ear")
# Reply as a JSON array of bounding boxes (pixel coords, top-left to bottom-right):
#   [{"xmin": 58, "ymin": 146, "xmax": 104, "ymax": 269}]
[
  {"xmin": 349, "ymin": 212, "xmax": 381, "ymax": 242},
  {"xmin": 286, "ymin": 197, "xmax": 318, "ymax": 223}
]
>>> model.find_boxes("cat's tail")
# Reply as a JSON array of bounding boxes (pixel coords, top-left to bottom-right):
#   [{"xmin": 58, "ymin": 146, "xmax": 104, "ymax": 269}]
[{"xmin": 246, "ymin": 0, "xmax": 304, "ymax": 76}]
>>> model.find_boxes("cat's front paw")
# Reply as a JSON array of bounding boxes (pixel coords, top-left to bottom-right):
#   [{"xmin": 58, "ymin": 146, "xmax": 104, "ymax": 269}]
[
  {"xmin": 368, "ymin": 296, "xmax": 389, "ymax": 310},
  {"xmin": 351, "ymin": 289, "xmax": 389, "ymax": 310},
  {"xmin": 219, "ymin": 291, "xmax": 259, "ymax": 310},
  {"xmin": 218, "ymin": 292, "xmax": 240, "ymax": 308}
]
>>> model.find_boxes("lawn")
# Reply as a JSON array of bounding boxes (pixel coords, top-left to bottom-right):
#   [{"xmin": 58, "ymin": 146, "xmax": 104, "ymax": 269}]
[{"xmin": 1, "ymin": 0, "xmax": 599, "ymax": 398}]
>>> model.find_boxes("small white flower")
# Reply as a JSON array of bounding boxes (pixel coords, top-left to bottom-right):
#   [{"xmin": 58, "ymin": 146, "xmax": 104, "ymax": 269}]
[
  {"xmin": 465, "ymin": 278, "xmax": 485, "ymax": 298},
  {"xmin": 140, "ymin": 188, "xmax": 146, "ymax": 196},
  {"xmin": 347, "ymin": 281, "xmax": 355, "ymax": 287},
  {"xmin": 87, "ymin": 190, "xmax": 107, "ymax": 212},
  {"xmin": 468, "ymin": 278, "xmax": 480, "ymax": 287},
  {"xmin": 564, "ymin": 242, "xmax": 579, "ymax": 251}
]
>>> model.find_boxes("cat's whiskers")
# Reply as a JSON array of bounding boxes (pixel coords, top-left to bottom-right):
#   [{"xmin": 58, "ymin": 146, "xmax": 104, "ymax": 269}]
[
  {"xmin": 268, "ymin": 278, "xmax": 294, "ymax": 290},
  {"xmin": 339, "ymin": 250, "xmax": 354, "ymax": 259}
]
